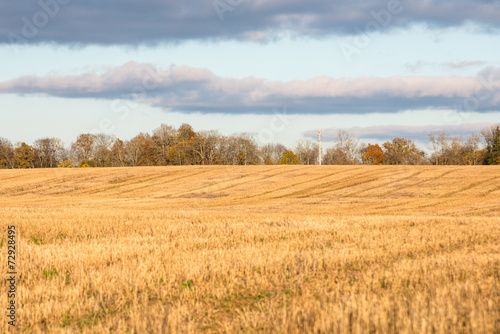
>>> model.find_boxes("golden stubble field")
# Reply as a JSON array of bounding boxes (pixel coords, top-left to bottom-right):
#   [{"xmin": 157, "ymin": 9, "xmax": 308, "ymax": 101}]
[{"xmin": 0, "ymin": 166, "xmax": 499, "ymax": 333}]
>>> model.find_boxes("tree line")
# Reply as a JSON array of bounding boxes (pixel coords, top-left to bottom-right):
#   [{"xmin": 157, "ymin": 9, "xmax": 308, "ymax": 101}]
[{"xmin": 1, "ymin": 123, "xmax": 499, "ymax": 169}]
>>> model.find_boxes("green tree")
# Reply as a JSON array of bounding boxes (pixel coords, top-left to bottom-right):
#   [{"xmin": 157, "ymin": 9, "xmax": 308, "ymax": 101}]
[
  {"xmin": 279, "ymin": 150, "xmax": 301, "ymax": 165},
  {"xmin": 485, "ymin": 126, "xmax": 500, "ymax": 165}
]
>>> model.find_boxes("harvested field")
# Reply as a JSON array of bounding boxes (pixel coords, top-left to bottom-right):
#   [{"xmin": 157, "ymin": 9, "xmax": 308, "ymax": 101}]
[{"xmin": 0, "ymin": 166, "xmax": 499, "ymax": 333}]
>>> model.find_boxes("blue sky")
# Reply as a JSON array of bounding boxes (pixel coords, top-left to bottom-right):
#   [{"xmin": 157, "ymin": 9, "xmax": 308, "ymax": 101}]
[{"xmin": 1, "ymin": 0, "xmax": 500, "ymax": 149}]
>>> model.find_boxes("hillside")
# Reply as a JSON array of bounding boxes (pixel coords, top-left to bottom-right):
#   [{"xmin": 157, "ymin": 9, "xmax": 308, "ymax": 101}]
[{"xmin": 1, "ymin": 165, "xmax": 499, "ymax": 216}]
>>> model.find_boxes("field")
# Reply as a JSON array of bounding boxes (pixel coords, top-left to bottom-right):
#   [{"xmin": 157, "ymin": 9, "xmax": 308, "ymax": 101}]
[{"xmin": 0, "ymin": 166, "xmax": 499, "ymax": 333}]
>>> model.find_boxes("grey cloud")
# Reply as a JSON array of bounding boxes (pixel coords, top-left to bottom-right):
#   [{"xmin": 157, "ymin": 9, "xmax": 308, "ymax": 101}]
[
  {"xmin": 304, "ymin": 123, "xmax": 496, "ymax": 142},
  {"xmin": 0, "ymin": 62, "xmax": 499, "ymax": 114},
  {"xmin": 406, "ymin": 60, "xmax": 488, "ymax": 72},
  {"xmin": 445, "ymin": 61, "xmax": 488, "ymax": 69},
  {"xmin": 2, "ymin": 0, "xmax": 500, "ymax": 45}
]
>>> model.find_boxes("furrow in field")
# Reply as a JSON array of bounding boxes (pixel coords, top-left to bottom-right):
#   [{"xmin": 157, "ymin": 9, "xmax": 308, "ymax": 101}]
[
  {"xmin": 102, "ymin": 169, "xmax": 215, "ymax": 197},
  {"xmin": 245, "ymin": 169, "xmax": 358, "ymax": 200},
  {"xmin": 439, "ymin": 177, "xmax": 499, "ymax": 198},
  {"xmin": 294, "ymin": 168, "xmax": 392, "ymax": 198},
  {"xmin": 376, "ymin": 169, "xmax": 454, "ymax": 198},
  {"xmin": 343, "ymin": 169, "xmax": 420, "ymax": 197},
  {"xmin": 167, "ymin": 166, "xmax": 304, "ymax": 198},
  {"xmin": 271, "ymin": 167, "xmax": 366, "ymax": 199},
  {"xmin": 75, "ymin": 170, "xmax": 180, "ymax": 195}
]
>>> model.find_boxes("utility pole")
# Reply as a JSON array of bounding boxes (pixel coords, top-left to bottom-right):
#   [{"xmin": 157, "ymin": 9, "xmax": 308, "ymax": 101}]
[{"xmin": 318, "ymin": 129, "xmax": 322, "ymax": 166}]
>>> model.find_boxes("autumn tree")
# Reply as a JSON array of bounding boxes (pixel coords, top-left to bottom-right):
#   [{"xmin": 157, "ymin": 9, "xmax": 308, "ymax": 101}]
[
  {"xmin": 383, "ymin": 138, "xmax": 426, "ymax": 165},
  {"xmin": 125, "ymin": 133, "xmax": 156, "ymax": 166},
  {"xmin": 110, "ymin": 139, "xmax": 127, "ymax": 167},
  {"xmin": 72, "ymin": 134, "xmax": 95, "ymax": 166},
  {"xmin": 443, "ymin": 136, "xmax": 467, "ymax": 165},
  {"xmin": 428, "ymin": 131, "xmax": 488, "ymax": 165},
  {"xmin": 177, "ymin": 123, "xmax": 196, "ymax": 142},
  {"xmin": 218, "ymin": 136, "xmax": 238, "ymax": 165},
  {"xmin": 279, "ymin": 150, "xmax": 301, "ymax": 165},
  {"xmin": 462, "ymin": 134, "xmax": 484, "ymax": 165},
  {"xmin": 168, "ymin": 141, "xmax": 193, "ymax": 165},
  {"xmin": 14, "ymin": 142, "xmax": 35, "ymax": 169},
  {"xmin": 57, "ymin": 156, "xmax": 76, "ymax": 168},
  {"xmin": 361, "ymin": 144, "xmax": 384, "ymax": 165},
  {"xmin": 163, "ymin": 124, "xmax": 197, "ymax": 165},
  {"xmin": 0, "ymin": 137, "xmax": 15, "ymax": 169}
]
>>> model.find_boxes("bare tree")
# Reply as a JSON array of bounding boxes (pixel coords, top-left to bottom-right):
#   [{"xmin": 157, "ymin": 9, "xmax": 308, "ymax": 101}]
[
  {"xmin": 464, "ymin": 134, "xmax": 483, "ymax": 165},
  {"xmin": 0, "ymin": 137, "xmax": 15, "ymax": 169},
  {"xmin": 295, "ymin": 139, "xmax": 319, "ymax": 165},
  {"xmin": 223, "ymin": 134, "xmax": 260, "ymax": 165},
  {"xmin": 323, "ymin": 130, "xmax": 360, "ymax": 165},
  {"xmin": 429, "ymin": 131, "xmax": 487, "ymax": 165},
  {"xmin": 33, "ymin": 137, "xmax": 64, "ymax": 168},
  {"xmin": 152, "ymin": 124, "xmax": 178, "ymax": 165},
  {"xmin": 93, "ymin": 134, "xmax": 116, "ymax": 167},
  {"xmin": 428, "ymin": 131, "xmax": 449, "ymax": 165},
  {"xmin": 192, "ymin": 131, "xmax": 222, "ymax": 165},
  {"xmin": 260, "ymin": 143, "xmax": 287, "ymax": 165},
  {"xmin": 481, "ymin": 124, "xmax": 500, "ymax": 148}
]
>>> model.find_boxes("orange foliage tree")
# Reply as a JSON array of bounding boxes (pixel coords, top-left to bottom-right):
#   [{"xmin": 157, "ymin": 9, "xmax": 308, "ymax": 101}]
[{"xmin": 362, "ymin": 144, "xmax": 384, "ymax": 165}]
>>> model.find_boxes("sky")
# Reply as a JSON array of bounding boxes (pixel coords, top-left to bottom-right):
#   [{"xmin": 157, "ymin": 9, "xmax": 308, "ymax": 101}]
[{"xmin": 1, "ymin": 0, "xmax": 500, "ymax": 150}]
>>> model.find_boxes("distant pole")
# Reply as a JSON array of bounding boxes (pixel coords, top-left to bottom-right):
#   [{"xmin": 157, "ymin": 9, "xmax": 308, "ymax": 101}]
[{"xmin": 318, "ymin": 129, "xmax": 322, "ymax": 166}]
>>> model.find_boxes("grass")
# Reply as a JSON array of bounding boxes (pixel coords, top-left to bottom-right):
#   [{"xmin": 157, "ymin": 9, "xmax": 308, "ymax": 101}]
[{"xmin": 0, "ymin": 165, "xmax": 499, "ymax": 333}]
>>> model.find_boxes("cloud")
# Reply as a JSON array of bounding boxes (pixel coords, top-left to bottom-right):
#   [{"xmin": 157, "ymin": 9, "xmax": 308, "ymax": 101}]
[
  {"xmin": 406, "ymin": 60, "xmax": 488, "ymax": 72},
  {"xmin": 444, "ymin": 61, "xmax": 488, "ymax": 69},
  {"xmin": 2, "ymin": 0, "xmax": 500, "ymax": 45},
  {"xmin": 304, "ymin": 123, "xmax": 496, "ymax": 142},
  {"xmin": 0, "ymin": 62, "xmax": 499, "ymax": 114}
]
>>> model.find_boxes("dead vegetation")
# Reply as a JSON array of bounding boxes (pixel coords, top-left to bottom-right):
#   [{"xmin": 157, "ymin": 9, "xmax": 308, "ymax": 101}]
[{"xmin": 0, "ymin": 166, "xmax": 499, "ymax": 333}]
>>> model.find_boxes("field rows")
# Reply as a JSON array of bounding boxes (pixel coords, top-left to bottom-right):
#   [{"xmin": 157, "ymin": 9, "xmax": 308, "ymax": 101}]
[
  {"xmin": 0, "ymin": 166, "xmax": 499, "ymax": 333},
  {"xmin": 0, "ymin": 166, "xmax": 499, "ymax": 216}
]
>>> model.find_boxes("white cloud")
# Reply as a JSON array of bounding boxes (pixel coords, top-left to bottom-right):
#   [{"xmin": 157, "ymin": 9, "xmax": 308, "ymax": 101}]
[{"xmin": 1, "ymin": 62, "xmax": 499, "ymax": 114}]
